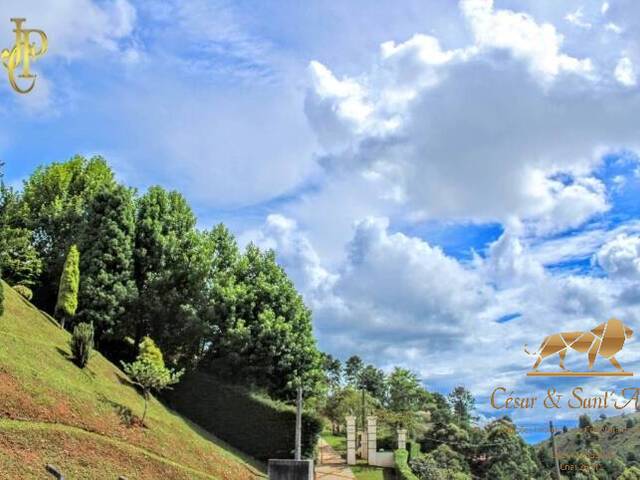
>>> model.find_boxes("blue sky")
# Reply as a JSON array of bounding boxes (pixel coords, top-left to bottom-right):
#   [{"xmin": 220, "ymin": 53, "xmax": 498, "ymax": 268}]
[{"xmin": 3, "ymin": 0, "xmax": 640, "ymax": 441}]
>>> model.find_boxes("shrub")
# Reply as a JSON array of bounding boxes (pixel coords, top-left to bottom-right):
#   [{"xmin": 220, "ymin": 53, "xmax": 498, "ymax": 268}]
[
  {"xmin": 395, "ymin": 449, "xmax": 420, "ymax": 480},
  {"xmin": 0, "ymin": 279, "xmax": 4, "ymax": 317},
  {"xmin": 13, "ymin": 284, "xmax": 33, "ymax": 301},
  {"xmin": 165, "ymin": 372, "xmax": 323, "ymax": 462},
  {"xmin": 407, "ymin": 441, "xmax": 421, "ymax": 461},
  {"xmin": 55, "ymin": 244, "xmax": 80, "ymax": 328},
  {"xmin": 70, "ymin": 322, "xmax": 94, "ymax": 368},
  {"xmin": 121, "ymin": 337, "xmax": 183, "ymax": 424}
]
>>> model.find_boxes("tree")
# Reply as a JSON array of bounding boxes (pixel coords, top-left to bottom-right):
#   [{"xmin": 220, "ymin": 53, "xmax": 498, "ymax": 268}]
[
  {"xmin": 132, "ymin": 186, "xmax": 207, "ymax": 365},
  {"xmin": 21, "ymin": 156, "xmax": 114, "ymax": 310},
  {"xmin": 0, "ymin": 182, "xmax": 42, "ymax": 287},
  {"xmin": 359, "ymin": 364, "xmax": 386, "ymax": 401},
  {"xmin": 386, "ymin": 367, "xmax": 425, "ymax": 413},
  {"xmin": 322, "ymin": 353, "xmax": 343, "ymax": 394},
  {"xmin": 323, "ymin": 387, "xmax": 378, "ymax": 434},
  {"xmin": 122, "ymin": 337, "xmax": 183, "ymax": 424},
  {"xmin": 477, "ymin": 417, "xmax": 540, "ymax": 479},
  {"xmin": 77, "ymin": 184, "xmax": 136, "ymax": 342},
  {"xmin": 204, "ymin": 243, "xmax": 323, "ymax": 400},
  {"xmin": 619, "ymin": 467, "xmax": 640, "ymax": 480},
  {"xmin": 55, "ymin": 245, "xmax": 80, "ymax": 328},
  {"xmin": 448, "ymin": 386, "xmax": 476, "ymax": 425},
  {"xmin": 345, "ymin": 355, "xmax": 364, "ymax": 387}
]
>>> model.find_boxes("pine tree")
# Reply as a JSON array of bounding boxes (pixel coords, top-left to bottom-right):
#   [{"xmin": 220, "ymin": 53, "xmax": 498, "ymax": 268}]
[
  {"xmin": 77, "ymin": 184, "xmax": 136, "ymax": 343},
  {"xmin": 55, "ymin": 245, "xmax": 80, "ymax": 328}
]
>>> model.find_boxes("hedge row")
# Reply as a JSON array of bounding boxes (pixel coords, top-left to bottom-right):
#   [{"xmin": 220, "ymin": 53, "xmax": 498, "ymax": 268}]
[
  {"xmin": 165, "ymin": 372, "xmax": 323, "ymax": 462},
  {"xmin": 394, "ymin": 449, "xmax": 420, "ymax": 480},
  {"xmin": 407, "ymin": 441, "xmax": 421, "ymax": 461}
]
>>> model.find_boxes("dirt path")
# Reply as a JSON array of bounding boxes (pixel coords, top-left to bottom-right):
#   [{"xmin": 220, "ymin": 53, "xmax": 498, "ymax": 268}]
[{"xmin": 315, "ymin": 438, "xmax": 356, "ymax": 480}]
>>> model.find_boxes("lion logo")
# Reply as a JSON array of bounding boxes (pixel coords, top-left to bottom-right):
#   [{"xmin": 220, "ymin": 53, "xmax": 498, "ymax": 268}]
[{"xmin": 525, "ymin": 318, "xmax": 634, "ymax": 376}]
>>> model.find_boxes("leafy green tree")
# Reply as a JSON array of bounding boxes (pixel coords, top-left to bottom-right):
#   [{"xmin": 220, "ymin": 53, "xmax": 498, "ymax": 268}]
[
  {"xmin": 122, "ymin": 337, "xmax": 183, "ymax": 423},
  {"xmin": 619, "ymin": 466, "xmax": 640, "ymax": 480},
  {"xmin": 0, "ymin": 182, "xmax": 42, "ymax": 287},
  {"xmin": 448, "ymin": 386, "xmax": 476, "ymax": 425},
  {"xmin": 55, "ymin": 245, "xmax": 80, "ymax": 328},
  {"xmin": 204, "ymin": 243, "xmax": 323, "ymax": 400},
  {"xmin": 77, "ymin": 184, "xmax": 136, "ymax": 342},
  {"xmin": 21, "ymin": 156, "xmax": 114, "ymax": 310},
  {"xmin": 387, "ymin": 367, "xmax": 425, "ymax": 413},
  {"xmin": 323, "ymin": 386, "xmax": 379, "ymax": 434},
  {"xmin": 477, "ymin": 417, "xmax": 540, "ymax": 480},
  {"xmin": 133, "ymin": 186, "xmax": 207, "ymax": 365}
]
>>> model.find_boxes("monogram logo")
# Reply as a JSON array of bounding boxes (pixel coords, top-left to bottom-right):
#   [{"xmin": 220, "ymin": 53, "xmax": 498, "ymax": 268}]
[{"xmin": 1, "ymin": 18, "xmax": 48, "ymax": 94}]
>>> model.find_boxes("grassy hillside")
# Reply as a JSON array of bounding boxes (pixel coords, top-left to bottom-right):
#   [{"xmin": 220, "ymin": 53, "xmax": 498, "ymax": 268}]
[
  {"xmin": 538, "ymin": 412, "xmax": 640, "ymax": 464},
  {"xmin": 0, "ymin": 281, "xmax": 266, "ymax": 480}
]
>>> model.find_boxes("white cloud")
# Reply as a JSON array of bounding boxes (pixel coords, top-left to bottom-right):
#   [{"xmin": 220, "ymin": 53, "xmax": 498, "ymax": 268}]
[
  {"xmin": 565, "ymin": 7, "xmax": 592, "ymax": 30},
  {"xmin": 595, "ymin": 234, "xmax": 640, "ymax": 279},
  {"xmin": 460, "ymin": 0, "xmax": 592, "ymax": 80},
  {"xmin": 614, "ymin": 56, "xmax": 637, "ymax": 86},
  {"xmin": 251, "ymin": 214, "xmax": 640, "ymax": 419}
]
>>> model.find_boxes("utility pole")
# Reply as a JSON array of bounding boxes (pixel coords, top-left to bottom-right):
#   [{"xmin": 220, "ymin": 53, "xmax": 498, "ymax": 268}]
[
  {"xmin": 549, "ymin": 420, "xmax": 561, "ymax": 480},
  {"xmin": 361, "ymin": 389, "xmax": 365, "ymax": 435},
  {"xmin": 295, "ymin": 385, "xmax": 302, "ymax": 460}
]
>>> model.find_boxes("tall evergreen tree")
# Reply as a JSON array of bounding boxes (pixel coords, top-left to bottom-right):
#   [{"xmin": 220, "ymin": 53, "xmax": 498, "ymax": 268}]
[
  {"xmin": 133, "ymin": 186, "xmax": 207, "ymax": 365},
  {"xmin": 55, "ymin": 244, "xmax": 80, "ymax": 328},
  {"xmin": 21, "ymin": 156, "xmax": 114, "ymax": 310},
  {"xmin": 77, "ymin": 184, "xmax": 136, "ymax": 342}
]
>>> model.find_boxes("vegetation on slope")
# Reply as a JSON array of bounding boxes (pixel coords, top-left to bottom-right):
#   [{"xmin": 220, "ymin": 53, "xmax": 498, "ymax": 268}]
[{"xmin": 0, "ymin": 281, "xmax": 265, "ymax": 480}]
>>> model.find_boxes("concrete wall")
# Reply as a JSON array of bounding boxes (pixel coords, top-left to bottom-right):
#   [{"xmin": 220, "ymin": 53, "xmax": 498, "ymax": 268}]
[
  {"xmin": 369, "ymin": 451, "xmax": 395, "ymax": 468},
  {"xmin": 268, "ymin": 459, "xmax": 314, "ymax": 480}
]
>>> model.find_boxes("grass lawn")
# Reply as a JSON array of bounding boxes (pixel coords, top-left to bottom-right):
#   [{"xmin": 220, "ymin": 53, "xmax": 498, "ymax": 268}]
[
  {"xmin": 322, "ymin": 431, "xmax": 348, "ymax": 456},
  {"xmin": 0, "ymin": 281, "xmax": 266, "ymax": 479},
  {"xmin": 352, "ymin": 462, "xmax": 396, "ymax": 480}
]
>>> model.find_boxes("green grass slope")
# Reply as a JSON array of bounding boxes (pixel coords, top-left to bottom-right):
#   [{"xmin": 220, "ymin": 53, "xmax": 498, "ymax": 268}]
[{"xmin": 0, "ymin": 281, "xmax": 266, "ymax": 480}]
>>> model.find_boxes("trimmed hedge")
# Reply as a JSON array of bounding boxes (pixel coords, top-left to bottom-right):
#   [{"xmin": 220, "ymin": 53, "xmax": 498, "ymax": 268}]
[
  {"xmin": 407, "ymin": 441, "xmax": 421, "ymax": 461},
  {"xmin": 395, "ymin": 449, "xmax": 420, "ymax": 480},
  {"xmin": 166, "ymin": 372, "xmax": 323, "ymax": 462}
]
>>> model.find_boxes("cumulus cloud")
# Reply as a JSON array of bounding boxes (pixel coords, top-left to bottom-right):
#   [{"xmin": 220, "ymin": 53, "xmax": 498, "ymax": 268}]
[
  {"xmin": 460, "ymin": 0, "xmax": 592, "ymax": 79},
  {"xmin": 595, "ymin": 234, "xmax": 640, "ymax": 279},
  {"xmin": 251, "ymin": 214, "xmax": 640, "ymax": 419}
]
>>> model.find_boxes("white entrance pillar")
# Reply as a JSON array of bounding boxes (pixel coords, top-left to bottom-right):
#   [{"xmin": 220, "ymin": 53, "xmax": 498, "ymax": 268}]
[
  {"xmin": 367, "ymin": 416, "xmax": 377, "ymax": 463},
  {"xmin": 397, "ymin": 428, "xmax": 407, "ymax": 450},
  {"xmin": 346, "ymin": 416, "xmax": 356, "ymax": 465}
]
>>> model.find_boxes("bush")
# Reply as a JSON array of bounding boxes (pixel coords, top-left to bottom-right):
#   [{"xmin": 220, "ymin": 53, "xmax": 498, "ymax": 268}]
[
  {"xmin": 395, "ymin": 449, "xmax": 420, "ymax": 480},
  {"xmin": 13, "ymin": 284, "xmax": 33, "ymax": 301},
  {"xmin": 165, "ymin": 372, "xmax": 323, "ymax": 462},
  {"xmin": 0, "ymin": 280, "xmax": 4, "ymax": 316},
  {"xmin": 407, "ymin": 441, "xmax": 421, "ymax": 461},
  {"xmin": 70, "ymin": 322, "xmax": 94, "ymax": 368}
]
